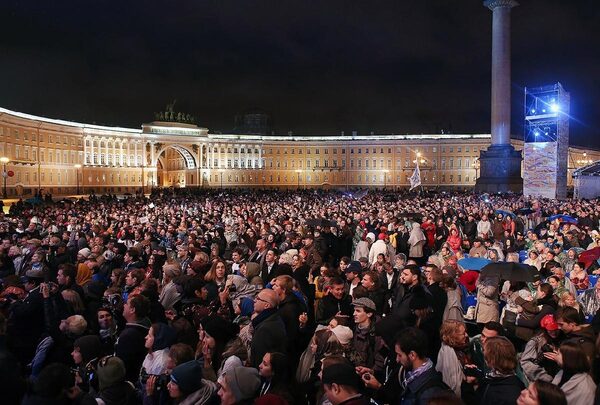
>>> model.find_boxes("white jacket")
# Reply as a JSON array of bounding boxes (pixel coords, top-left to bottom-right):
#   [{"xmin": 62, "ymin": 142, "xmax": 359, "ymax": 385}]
[{"xmin": 368, "ymin": 240, "xmax": 388, "ymax": 265}]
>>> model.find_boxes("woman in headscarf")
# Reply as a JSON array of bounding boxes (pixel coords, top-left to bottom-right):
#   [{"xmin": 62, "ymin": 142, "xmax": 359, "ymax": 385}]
[{"xmin": 408, "ymin": 222, "xmax": 426, "ymax": 265}]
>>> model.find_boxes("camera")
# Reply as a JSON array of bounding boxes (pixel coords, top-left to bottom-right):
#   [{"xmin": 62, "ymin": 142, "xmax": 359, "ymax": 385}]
[
  {"xmin": 464, "ymin": 366, "xmax": 483, "ymax": 379},
  {"xmin": 101, "ymin": 294, "xmax": 123, "ymax": 311},
  {"xmin": 541, "ymin": 343, "xmax": 556, "ymax": 353},
  {"xmin": 140, "ymin": 370, "xmax": 170, "ymax": 392}
]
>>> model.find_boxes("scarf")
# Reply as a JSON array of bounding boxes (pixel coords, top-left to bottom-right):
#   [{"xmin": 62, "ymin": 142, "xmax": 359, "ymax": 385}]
[
  {"xmin": 251, "ymin": 308, "xmax": 278, "ymax": 328},
  {"xmin": 401, "ymin": 358, "xmax": 433, "ymax": 389}
]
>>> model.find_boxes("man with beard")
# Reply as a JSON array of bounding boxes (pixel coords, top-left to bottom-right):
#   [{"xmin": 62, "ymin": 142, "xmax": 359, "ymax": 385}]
[
  {"xmin": 360, "ymin": 327, "xmax": 451, "ymax": 404},
  {"xmin": 391, "ymin": 264, "xmax": 429, "ymax": 326}
]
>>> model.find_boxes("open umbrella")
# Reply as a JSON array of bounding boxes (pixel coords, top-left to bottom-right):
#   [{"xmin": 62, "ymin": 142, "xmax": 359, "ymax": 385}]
[
  {"xmin": 480, "ymin": 262, "xmax": 539, "ymax": 282},
  {"xmin": 548, "ymin": 214, "xmax": 578, "ymax": 224},
  {"xmin": 579, "ymin": 247, "xmax": 600, "ymax": 269},
  {"xmin": 458, "ymin": 257, "xmax": 491, "ymax": 272},
  {"xmin": 495, "ymin": 209, "xmax": 516, "ymax": 218}
]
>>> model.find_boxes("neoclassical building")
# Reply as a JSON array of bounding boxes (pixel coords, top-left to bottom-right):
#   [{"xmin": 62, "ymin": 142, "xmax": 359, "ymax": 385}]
[{"xmin": 0, "ymin": 106, "xmax": 598, "ymax": 197}]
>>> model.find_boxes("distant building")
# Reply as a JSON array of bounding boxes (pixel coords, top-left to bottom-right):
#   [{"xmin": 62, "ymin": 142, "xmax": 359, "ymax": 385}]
[{"xmin": 0, "ymin": 106, "xmax": 598, "ymax": 197}]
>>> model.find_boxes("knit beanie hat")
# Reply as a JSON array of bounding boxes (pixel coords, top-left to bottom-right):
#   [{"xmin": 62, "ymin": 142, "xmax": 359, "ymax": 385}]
[
  {"xmin": 152, "ymin": 323, "xmax": 177, "ymax": 351},
  {"xmin": 170, "ymin": 360, "xmax": 204, "ymax": 395},
  {"xmin": 225, "ymin": 366, "xmax": 261, "ymax": 402},
  {"xmin": 330, "ymin": 325, "xmax": 353, "ymax": 345},
  {"xmin": 73, "ymin": 335, "xmax": 102, "ymax": 364},
  {"xmin": 97, "ymin": 356, "xmax": 126, "ymax": 391}
]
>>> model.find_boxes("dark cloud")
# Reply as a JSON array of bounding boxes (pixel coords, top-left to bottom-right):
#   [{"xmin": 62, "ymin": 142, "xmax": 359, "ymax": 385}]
[{"xmin": 0, "ymin": 0, "xmax": 598, "ymax": 148}]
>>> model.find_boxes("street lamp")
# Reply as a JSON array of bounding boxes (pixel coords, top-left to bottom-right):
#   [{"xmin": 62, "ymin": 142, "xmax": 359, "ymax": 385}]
[
  {"xmin": 0, "ymin": 157, "xmax": 9, "ymax": 199},
  {"xmin": 74, "ymin": 164, "xmax": 82, "ymax": 195},
  {"xmin": 295, "ymin": 169, "xmax": 301, "ymax": 189}
]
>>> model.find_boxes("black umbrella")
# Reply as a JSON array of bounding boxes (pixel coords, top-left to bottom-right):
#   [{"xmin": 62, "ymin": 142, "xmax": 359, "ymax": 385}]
[
  {"xmin": 516, "ymin": 208, "xmax": 535, "ymax": 215},
  {"xmin": 305, "ymin": 218, "xmax": 338, "ymax": 228},
  {"xmin": 480, "ymin": 262, "xmax": 539, "ymax": 282}
]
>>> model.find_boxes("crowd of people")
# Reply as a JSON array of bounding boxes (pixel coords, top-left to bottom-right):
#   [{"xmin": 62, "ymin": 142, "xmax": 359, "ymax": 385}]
[{"xmin": 0, "ymin": 188, "xmax": 600, "ymax": 405}]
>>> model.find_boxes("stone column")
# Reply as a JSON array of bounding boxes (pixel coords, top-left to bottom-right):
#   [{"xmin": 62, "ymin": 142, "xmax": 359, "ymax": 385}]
[
  {"xmin": 486, "ymin": 0, "xmax": 517, "ymax": 146},
  {"xmin": 476, "ymin": 0, "xmax": 522, "ymax": 193}
]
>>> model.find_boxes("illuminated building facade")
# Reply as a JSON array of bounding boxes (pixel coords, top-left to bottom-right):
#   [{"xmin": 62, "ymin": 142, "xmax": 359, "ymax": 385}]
[{"xmin": 0, "ymin": 106, "xmax": 598, "ymax": 197}]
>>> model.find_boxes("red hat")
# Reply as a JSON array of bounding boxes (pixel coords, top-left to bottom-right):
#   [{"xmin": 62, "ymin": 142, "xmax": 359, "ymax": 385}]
[
  {"xmin": 540, "ymin": 314, "xmax": 558, "ymax": 331},
  {"xmin": 378, "ymin": 233, "xmax": 387, "ymax": 240}
]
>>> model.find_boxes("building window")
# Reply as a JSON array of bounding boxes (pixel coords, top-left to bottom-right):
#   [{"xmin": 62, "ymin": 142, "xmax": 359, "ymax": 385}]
[
  {"xmin": 358, "ymin": 148, "xmax": 362, "ymax": 154},
  {"xmin": 433, "ymin": 146, "xmax": 437, "ymax": 153}
]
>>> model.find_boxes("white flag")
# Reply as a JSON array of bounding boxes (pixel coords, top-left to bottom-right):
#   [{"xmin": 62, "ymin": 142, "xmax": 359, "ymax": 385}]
[{"xmin": 409, "ymin": 161, "xmax": 421, "ymax": 190}]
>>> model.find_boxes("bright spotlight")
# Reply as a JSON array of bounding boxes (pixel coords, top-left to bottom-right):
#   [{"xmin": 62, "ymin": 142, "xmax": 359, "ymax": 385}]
[
  {"xmin": 530, "ymin": 109, "xmax": 536, "ymax": 114},
  {"xmin": 542, "ymin": 109, "xmax": 546, "ymax": 113},
  {"xmin": 550, "ymin": 103, "xmax": 559, "ymax": 112},
  {"xmin": 534, "ymin": 131, "xmax": 539, "ymax": 137}
]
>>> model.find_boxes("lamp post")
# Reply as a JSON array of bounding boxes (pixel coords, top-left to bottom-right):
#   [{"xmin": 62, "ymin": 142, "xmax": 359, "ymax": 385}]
[
  {"xmin": 74, "ymin": 164, "xmax": 82, "ymax": 195},
  {"xmin": 1, "ymin": 157, "xmax": 9, "ymax": 199},
  {"xmin": 295, "ymin": 169, "xmax": 301, "ymax": 190}
]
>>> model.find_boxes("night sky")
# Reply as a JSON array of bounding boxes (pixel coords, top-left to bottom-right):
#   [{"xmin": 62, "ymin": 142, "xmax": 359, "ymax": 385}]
[{"xmin": 1, "ymin": 0, "xmax": 599, "ymax": 148}]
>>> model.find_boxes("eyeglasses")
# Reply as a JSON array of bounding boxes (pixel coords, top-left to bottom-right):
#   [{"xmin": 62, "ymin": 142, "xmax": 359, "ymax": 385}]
[{"xmin": 255, "ymin": 296, "xmax": 268, "ymax": 304}]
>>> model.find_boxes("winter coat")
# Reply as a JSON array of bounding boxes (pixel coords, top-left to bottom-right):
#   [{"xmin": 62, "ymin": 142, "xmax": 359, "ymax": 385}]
[
  {"xmin": 368, "ymin": 240, "xmax": 388, "ymax": 265},
  {"xmin": 475, "ymin": 277, "xmax": 499, "ymax": 324},
  {"xmin": 552, "ymin": 371, "xmax": 596, "ymax": 405},
  {"xmin": 398, "ymin": 366, "xmax": 449, "ymax": 405},
  {"xmin": 353, "ymin": 241, "xmax": 370, "ymax": 261},
  {"xmin": 115, "ymin": 319, "xmax": 151, "ymax": 382},
  {"xmin": 477, "ymin": 374, "xmax": 524, "ymax": 405},
  {"xmin": 250, "ymin": 311, "xmax": 287, "ymax": 368},
  {"xmin": 315, "ymin": 294, "xmax": 353, "ymax": 326},
  {"xmin": 520, "ymin": 333, "xmax": 559, "ymax": 383},
  {"xmin": 408, "ymin": 224, "xmax": 426, "ymax": 258},
  {"xmin": 443, "ymin": 288, "xmax": 464, "ymax": 322}
]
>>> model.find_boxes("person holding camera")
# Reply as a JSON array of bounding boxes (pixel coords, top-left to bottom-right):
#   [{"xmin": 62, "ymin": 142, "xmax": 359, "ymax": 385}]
[
  {"xmin": 520, "ymin": 314, "xmax": 562, "ymax": 383},
  {"xmin": 140, "ymin": 322, "xmax": 177, "ymax": 404},
  {"xmin": 71, "ymin": 335, "xmax": 102, "ymax": 393}
]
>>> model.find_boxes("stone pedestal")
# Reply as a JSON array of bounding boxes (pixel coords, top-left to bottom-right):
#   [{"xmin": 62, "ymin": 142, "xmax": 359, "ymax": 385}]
[{"xmin": 475, "ymin": 145, "xmax": 522, "ymax": 193}]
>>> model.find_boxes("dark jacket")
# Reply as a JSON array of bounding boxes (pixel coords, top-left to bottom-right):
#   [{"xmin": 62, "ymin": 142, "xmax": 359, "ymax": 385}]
[
  {"xmin": 476, "ymin": 375, "xmax": 524, "ymax": 405},
  {"xmin": 426, "ymin": 283, "xmax": 447, "ymax": 329},
  {"xmin": 277, "ymin": 293, "xmax": 306, "ymax": 359},
  {"xmin": 251, "ymin": 310, "xmax": 287, "ymax": 368},
  {"xmin": 392, "ymin": 284, "xmax": 429, "ymax": 326},
  {"xmin": 315, "ymin": 294, "xmax": 353, "ymax": 325},
  {"xmin": 398, "ymin": 367, "xmax": 450, "ymax": 405},
  {"xmin": 115, "ymin": 319, "xmax": 151, "ymax": 382},
  {"xmin": 7, "ymin": 286, "xmax": 45, "ymax": 365}
]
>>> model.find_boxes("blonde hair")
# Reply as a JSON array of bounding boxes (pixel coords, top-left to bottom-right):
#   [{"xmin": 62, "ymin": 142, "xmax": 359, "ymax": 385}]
[
  {"xmin": 439, "ymin": 320, "xmax": 466, "ymax": 348},
  {"xmin": 61, "ymin": 289, "xmax": 85, "ymax": 314}
]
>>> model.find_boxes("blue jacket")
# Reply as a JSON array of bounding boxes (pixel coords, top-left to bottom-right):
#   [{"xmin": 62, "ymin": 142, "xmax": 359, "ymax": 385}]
[{"xmin": 399, "ymin": 367, "xmax": 449, "ymax": 405}]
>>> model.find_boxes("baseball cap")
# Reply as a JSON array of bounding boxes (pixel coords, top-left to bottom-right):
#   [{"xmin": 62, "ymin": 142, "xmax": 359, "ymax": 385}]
[
  {"xmin": 540, "ymin": 314, "xmax": 559, "ymax": 331},
  {"xmin": 344, "ymin": 261, "xmax": 362, "ymax": 274}
]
